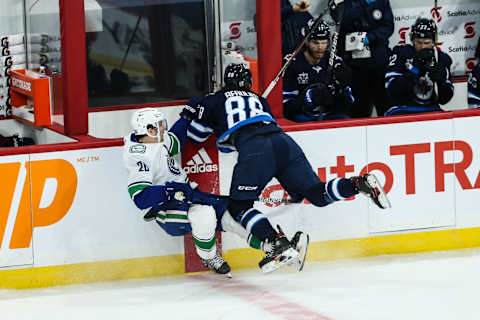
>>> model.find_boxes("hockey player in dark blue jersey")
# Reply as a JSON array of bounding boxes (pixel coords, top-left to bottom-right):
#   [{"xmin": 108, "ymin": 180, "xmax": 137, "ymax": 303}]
[
  {"xmin": 331, "ymin": 0, "xmax": 394, "ymax": 118},
  {"xmin": 384, "ymin": 18, "xmax": 454, "ymax": 116},
  {"xmin": 468, "ymin": 38, "xmax": 480, "ymax": 109},
  {"xmin": 468, "ymin": 65, "xmax": 480, "ymax": 109},
  {"xmin": 187, "ymin": 63, "xmax": 391, "ymax": 273},
  {"xmin": 283, "ymin": 19, "xmax": 354, "ymax": 122}
]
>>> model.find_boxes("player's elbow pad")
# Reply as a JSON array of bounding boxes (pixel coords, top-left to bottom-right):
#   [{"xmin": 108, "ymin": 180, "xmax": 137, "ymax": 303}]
[{"xmin": 133, "ymin": 185, "xmax": 168, "ymax": 209}]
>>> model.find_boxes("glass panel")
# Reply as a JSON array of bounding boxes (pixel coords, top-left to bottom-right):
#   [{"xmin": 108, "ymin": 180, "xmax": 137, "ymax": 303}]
[
  {"xmin": 87, "ymin": 0, "xmax": 210, "ymax": 108},
  {"xmin": 219, "ymin": 0, "xmax": 257, "ymax": 90},
  {"xmin": 24, "ymin": 0, "xmax": 63, "ymax": 125},
  {"xmin": 0, "ymin": 0, "xmax": 25, "ymax": 118}
]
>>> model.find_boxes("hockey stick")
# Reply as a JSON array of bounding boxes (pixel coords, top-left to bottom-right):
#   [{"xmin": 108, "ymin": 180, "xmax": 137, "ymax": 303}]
[
  {"xmin": 327, "ymin": 1, "xmax": 344, "ymax": 73},
  {"xmin": 261, "ymin": 0, "xmax": 332, "ymax": 98},
  {"xmin": 432, "ymin": 0, "xmax": 440, "ymax": 107},
  {"xmin": 258, "ymin": 197, "xmax": 296, "ymax": 204},
  {"xmin": 120, "ymin": 10, "xmax": 143, "ymax": 71}
]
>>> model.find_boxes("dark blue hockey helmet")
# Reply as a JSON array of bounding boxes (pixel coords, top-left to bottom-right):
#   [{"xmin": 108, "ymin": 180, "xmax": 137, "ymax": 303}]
[
  {"xmin": 302, "ymin": 19, "xmax": 330, "ymax": 41},
  {"xmin": 411, "ymin": 18, "xmax": 436, "ymax": 41},
  {"xmin": 224, "ymin": 63, "xmax": 253, "ymax": 89}
]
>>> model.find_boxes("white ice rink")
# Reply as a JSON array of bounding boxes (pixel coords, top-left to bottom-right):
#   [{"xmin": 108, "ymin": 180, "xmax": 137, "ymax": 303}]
[{"xmin": 2, "ymin": 248, "xmax": 480, "ymax": 320}]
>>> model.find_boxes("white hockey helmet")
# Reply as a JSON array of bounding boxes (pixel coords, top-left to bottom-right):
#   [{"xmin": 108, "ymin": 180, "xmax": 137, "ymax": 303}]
[{"xmin": 131, "ymin": 108, "xmax": 168, "ymax": 139}]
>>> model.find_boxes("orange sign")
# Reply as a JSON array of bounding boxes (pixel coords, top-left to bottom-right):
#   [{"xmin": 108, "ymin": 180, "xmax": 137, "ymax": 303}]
[{"xmin": 0, "ymin": 159, "xmax": 77, "ymax": 249}]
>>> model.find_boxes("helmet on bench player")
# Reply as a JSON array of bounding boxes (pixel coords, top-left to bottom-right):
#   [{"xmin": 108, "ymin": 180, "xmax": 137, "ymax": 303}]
[
  {"xmin": 302, "ymin": 19, "xmax": 330, "ymax": 42},
  {"xmin": 410, "ymin": 18, "xmax": 436, "ymax": 41}
]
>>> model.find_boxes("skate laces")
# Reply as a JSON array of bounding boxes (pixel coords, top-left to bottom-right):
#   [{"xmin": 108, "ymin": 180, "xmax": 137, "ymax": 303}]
[{"xmin": 205, "ymin": 255, "xmax": 226, "ymax": 269}]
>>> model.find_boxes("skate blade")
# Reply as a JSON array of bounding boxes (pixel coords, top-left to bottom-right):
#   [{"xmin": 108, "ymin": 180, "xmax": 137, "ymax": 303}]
[
  {"xmin": 225, "ymin": 272, "xmax": 232, "ymax": 279},
  {"xmin": 366, "ymin": 174, "xmax": 392, "ymax": 209},
  {"xmin": 296, "ymin": 233, "xmax": 310, "ymax": 271},
  {"xmin": 286, "ymin": 232, "xmax": 310, "ymax": 271},
  {"xmin": 261, "ymin": 248, "xmax": 299, "ymax": 274}
]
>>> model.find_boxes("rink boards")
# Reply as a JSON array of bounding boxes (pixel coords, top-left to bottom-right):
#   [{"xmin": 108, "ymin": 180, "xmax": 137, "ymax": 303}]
[{"xmin": 2, "ymin": 114, "xmax": 480, "ymax": 288}]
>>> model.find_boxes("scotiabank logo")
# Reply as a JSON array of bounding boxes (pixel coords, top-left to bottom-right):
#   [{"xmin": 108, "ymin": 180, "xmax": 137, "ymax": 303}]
[
  {"xmin": 465, "ymin": 22, "xmax": 476, "ymax": 39},
  {"xmin": 466, "ymin": 57, "xmax": 477, "ymax": 72},
  {"xmin": 431, "ymin": 7, "xmax": 443, "ymax": 23},
  {"xmin": 183, "ymin": 147, "xmax": 218, "ymax": 174},
  {"xmin": 398, "ymin": 27, "xmax": 410, "ymax": 45},
  {"xmin": 0, "ymin": 159, "xmax": 77, "ymax": 250},
  {"xmin": 229, "ymin": 22, "xmax": 242, "ymax": 40}
]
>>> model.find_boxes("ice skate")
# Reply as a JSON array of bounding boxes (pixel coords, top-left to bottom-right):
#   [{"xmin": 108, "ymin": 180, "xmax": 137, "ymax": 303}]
[
  {"xmin": 351, "ymin": 173, "xmax": 391, "ymax": 209},
  {"xmin": 259, "ymin": 226, "xmax": 299, "ymax": 274},
  {"xmin": 201, "ymin": 255, "xmax": 232, "ymax": 278},
  {"xmin": 288, "ymin": 231, "xmax": 310, "ymax": 271}
]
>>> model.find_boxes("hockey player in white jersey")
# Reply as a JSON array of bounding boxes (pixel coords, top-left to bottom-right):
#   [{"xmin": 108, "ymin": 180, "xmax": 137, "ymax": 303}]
[{"xmin": 124, "ymin": 106, "xmax": 270, "ymax": 276}]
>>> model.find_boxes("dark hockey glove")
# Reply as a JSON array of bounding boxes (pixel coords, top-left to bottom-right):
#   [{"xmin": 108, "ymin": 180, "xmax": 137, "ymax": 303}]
[
  {"xmin": 180, "ymin": 97, "xmax": 203, "ymax": 121},
  {"xmin": 428, "ymin": 62, "xmax": 447, "ymax": 83},
  {"xmin": 165, "ymin": 181, "xmax": 194, "ymax": 204},
  {"xmin": 303, "ymin": 83, "xmax": 335, "ymax": 115},
  {"xmin": 332, "ymin": 62, "xmax": 352, "ymax": 89},
  {"xmin": 413, "ymin": 48, "xmax": 435, "ymax": 76},
  {"xmin": 329, "ymin": 0, "xmax": 346, "ymax": 23}
]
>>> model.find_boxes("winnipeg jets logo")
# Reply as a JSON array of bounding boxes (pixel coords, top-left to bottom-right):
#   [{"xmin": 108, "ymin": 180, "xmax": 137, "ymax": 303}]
[
  {"xmin": 297, "ymin": 72, "xmax": 309, "ymax": 85},
  {"xmin": 414, "ymin": 75, "xmax": 434, "ymax": 103},
  {"xmin": 312, "ymin": 66, "xmax": 322, "ymax": 73}
]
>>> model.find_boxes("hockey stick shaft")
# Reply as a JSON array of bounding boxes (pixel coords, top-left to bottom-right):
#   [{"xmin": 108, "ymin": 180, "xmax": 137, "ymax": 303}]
[
  {"xmin": 327, "ymin": 1, "xmax": 344, "ymax": 77},
  {"xmin": 120, "ymin": 11, "xmax": 143, "ymax": 71},
  {"xmin": 433, "ymin": 0, "xmax": 439, "ymax": 106},
  {"xmin": 261, "ymin": 1, "xmax": 332, "ymax": 98},
  {"xmin": 217, "ymin": 194, "xmax": 295, "ymax": 204}
]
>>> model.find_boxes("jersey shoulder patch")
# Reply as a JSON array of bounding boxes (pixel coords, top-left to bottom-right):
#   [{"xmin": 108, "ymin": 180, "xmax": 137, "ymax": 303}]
[{"xmin": 129, "ymin": 144, "xmax": 146, "ymax": 154}]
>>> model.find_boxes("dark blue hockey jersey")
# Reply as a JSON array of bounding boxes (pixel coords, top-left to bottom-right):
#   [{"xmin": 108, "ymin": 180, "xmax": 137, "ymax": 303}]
[
  {"xmin": 385, "ymin": 44, "xmax": 453, "ymax": 110},
  {"xmin": 283, "ymin": 51, "xmax": 353, "ymax": 121},
  {"xmin": 187, "ymin": 89, "xmax": 276, "ymax": 152},
  {"xmin": 335, "ymin": 0, "xmax": 394, "ymax": 69},
  {"xmin": 468, "ymin": 64, "xmax": 480, "ymax": 108}
]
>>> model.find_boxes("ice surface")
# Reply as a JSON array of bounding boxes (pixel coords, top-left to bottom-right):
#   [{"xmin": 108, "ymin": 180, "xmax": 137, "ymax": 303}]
[{"xmin": 1, "ymin": 249, "xmax": 480, "ymax": 320}]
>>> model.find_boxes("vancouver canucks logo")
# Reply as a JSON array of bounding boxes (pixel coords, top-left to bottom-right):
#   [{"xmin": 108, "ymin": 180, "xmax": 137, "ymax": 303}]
[{"xmin": 167, "ymin": 156, "xmax": 181, "ymax": 175}]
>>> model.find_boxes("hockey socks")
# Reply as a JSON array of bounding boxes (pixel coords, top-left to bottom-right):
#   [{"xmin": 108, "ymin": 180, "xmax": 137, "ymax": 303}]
[
  {"xmin": 239, "ymin": 208, "xmax": 277, "ymax": 241},
  {"xmin": 193, "ymin": 233, "xmax": 217, "ymax": 259},
  {"xmin": 325, "ymin": 178, "xmax": 358, "ymax": 201},
  {"xmin": 304, "ymin": 178, "xmax": 358, "ymax": 207}
]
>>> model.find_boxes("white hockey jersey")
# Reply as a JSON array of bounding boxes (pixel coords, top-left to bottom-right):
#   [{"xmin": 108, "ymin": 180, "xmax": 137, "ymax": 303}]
[{"xmin": 123, "ymin": 131, "xmax": 188, "ymax": 201}]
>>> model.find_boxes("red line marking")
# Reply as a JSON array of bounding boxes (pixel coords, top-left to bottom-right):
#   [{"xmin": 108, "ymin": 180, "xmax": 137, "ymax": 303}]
[{"xmin": 192, "ymin": 274, "xmax": 333, "ymax": 320}]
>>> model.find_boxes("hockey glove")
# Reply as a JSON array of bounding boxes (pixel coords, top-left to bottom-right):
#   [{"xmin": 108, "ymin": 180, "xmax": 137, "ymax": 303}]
[
  {"xmin": 180, "ymin": 97, "xmax": 203, "ymax": 121},
  {"xmin": 428, "ymin": 63, "xmax": 447, "ymax": 84},
  {"xmin": 413, "ymin": 48, "xmax": 435, "ymax": 76},
  {"xmin": 303, "ymin": 83, "xmax": 335, "ymax": 115},
  {"xmin": 165, "ymin": 181, "xmax": 194, "ymax": 204},
  {"xmin": 332, "ymin": 62, "xmax": 352, "ymax": 89}
]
